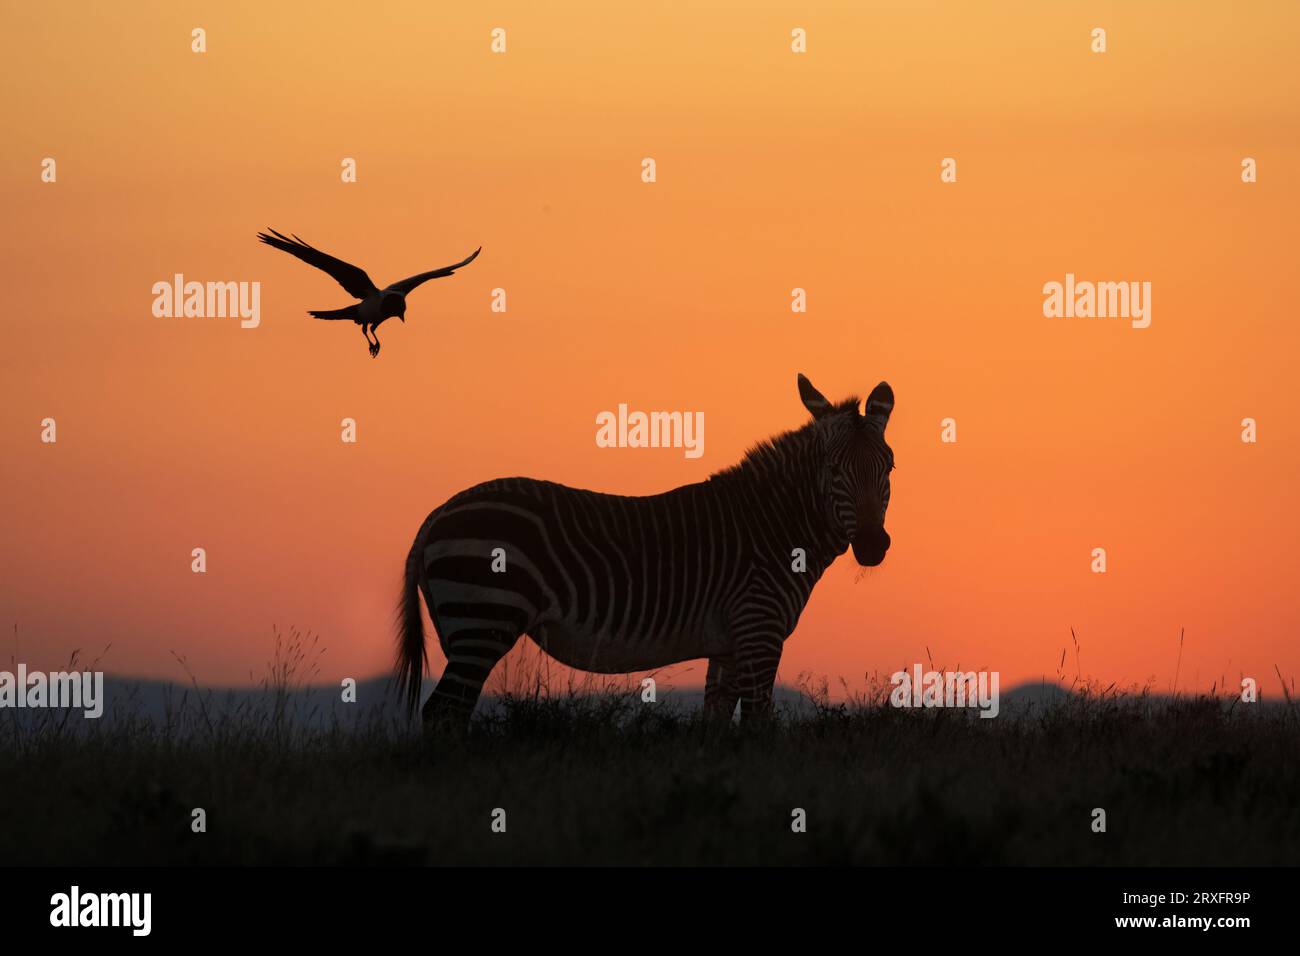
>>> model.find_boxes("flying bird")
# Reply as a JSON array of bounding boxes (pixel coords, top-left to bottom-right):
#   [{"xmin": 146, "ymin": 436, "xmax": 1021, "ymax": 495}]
[{"xmin": 257, "ymin": 229, "xmax": 481, "ymax": 357}]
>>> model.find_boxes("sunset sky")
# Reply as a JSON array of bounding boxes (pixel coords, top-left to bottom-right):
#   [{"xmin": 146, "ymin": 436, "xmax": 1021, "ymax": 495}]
[{"xmin": 2, "ymin": 1, "xmax": 1297, "ymax": 698}]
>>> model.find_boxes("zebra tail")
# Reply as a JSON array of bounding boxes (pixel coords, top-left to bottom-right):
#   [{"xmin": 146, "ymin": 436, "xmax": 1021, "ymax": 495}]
[{"xmin": 395, "ymin": 535, "xmax": 428, "ymax": 718}]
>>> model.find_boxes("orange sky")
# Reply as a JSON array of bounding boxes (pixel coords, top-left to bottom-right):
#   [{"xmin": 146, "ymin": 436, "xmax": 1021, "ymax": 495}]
[{"xmin": 2, "ymin": 1, "xmax": 1297, "ymax": 697}]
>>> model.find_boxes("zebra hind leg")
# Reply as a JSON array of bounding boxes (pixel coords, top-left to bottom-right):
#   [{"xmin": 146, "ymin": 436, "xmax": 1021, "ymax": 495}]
[{"xmin": 422, "ymin": 628, "xmax": 519, "ymax": 735}]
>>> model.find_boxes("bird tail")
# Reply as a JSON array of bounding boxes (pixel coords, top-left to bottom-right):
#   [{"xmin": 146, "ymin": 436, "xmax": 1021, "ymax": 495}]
[{"xmin": 308, "ymin": 305, "xmax": 361, "ymax": 321}]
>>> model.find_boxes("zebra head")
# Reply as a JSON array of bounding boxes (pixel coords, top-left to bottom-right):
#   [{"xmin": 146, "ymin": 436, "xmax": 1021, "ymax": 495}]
[{"xmin": 797, "ymin": 373, "xmax": 895, "ymax": 567}]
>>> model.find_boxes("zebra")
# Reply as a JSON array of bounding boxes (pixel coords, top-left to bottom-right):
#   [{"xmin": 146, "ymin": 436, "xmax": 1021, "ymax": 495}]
[{"xmin": 395, "ymin": 373, "xmax": 895, "ymax": 728}]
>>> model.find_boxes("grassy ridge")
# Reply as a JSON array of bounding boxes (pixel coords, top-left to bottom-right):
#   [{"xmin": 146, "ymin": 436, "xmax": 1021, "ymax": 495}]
[{"xmin": 2, "ymin": 682, "xmax": 1297, "ymax": 866}]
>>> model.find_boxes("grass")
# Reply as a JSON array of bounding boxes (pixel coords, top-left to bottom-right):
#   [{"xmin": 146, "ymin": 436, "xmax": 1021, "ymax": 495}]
[{"xmin": 1, "ymin": 631, "xmax": 1297, "ymax": 866}]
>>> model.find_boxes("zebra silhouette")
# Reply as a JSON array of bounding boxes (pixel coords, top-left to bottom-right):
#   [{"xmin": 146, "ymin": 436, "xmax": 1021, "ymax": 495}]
[{"xmin": 396, "ymin": 374, "xmax": 895, "ymax": 728}]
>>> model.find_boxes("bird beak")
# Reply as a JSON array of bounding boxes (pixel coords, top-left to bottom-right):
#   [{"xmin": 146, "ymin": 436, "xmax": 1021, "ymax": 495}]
[{"xmin": 400, "ymin": 316, "xmax": 405, "ymax": 323}]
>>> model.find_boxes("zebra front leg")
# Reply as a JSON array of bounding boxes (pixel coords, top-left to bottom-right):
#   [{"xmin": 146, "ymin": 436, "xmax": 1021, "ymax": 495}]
[
  {"xmin": 704, "ymin": 658, "xmax": 740, "ymax": 722},
  {"xmin": 732, "ymin": 623, "xmax": 787, "ymax": 723}
]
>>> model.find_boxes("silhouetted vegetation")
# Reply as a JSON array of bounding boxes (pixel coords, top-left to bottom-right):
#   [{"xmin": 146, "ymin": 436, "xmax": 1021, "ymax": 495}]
[{"xmin": 2, "ymin": 632, "xmax": 1296, "ymax": 866}]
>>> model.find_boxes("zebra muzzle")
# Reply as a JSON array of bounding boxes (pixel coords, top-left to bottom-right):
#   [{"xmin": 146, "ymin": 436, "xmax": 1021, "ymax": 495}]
[{"xmin": 852, "ymin": 527, "xmax": 890, "ymax": 566}]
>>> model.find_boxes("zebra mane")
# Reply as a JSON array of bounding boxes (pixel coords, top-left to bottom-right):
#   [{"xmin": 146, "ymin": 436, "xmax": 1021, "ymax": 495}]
[{"xmin": 710, "ymin": 396, "xmax": 861, "ymax": 481}]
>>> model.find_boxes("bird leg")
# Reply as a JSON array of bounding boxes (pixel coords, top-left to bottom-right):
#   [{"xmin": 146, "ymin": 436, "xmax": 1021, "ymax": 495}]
[{"xmin": 361, "ymin": 325, "xmax": 380, "ymax": 357}]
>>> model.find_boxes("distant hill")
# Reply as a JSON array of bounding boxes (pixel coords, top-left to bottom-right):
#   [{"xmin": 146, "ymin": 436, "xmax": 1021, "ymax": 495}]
[{"xmin": 3, "ymin": 672, "xmax": 1276, "ymax": 736}]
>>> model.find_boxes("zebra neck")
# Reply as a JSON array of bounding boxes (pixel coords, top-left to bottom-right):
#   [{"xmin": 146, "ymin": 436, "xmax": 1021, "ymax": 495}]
[{"xmin": 707, "ymin": 434, "xmax": 849, "ymax": 571}]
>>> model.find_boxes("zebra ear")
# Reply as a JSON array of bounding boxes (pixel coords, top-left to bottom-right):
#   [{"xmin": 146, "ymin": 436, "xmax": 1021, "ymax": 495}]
[
  {"xmin": 864, "ymin": 382, "xmax": 894, "ymax": 432},
  {"xmin": 797, "ymin": 373, "xmax": 834, "ymax": 419}
]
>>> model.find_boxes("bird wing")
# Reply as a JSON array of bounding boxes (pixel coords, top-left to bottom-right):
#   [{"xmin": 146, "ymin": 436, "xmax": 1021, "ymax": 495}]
[
  {"xmin": 257, "ymin": 229, "xmax": 378, "ymax": 299},
  {"xmin": 384, "ymin": 247, "xmax": 482, "ymax": 296}
]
